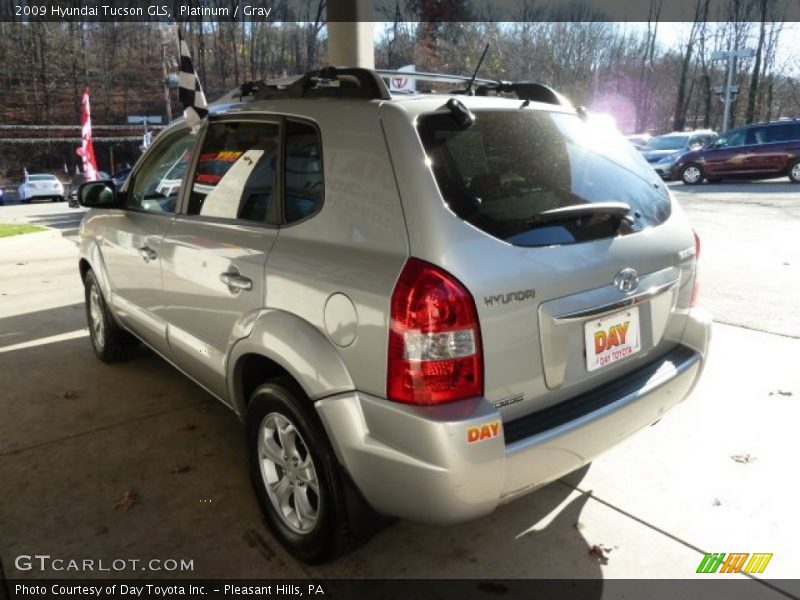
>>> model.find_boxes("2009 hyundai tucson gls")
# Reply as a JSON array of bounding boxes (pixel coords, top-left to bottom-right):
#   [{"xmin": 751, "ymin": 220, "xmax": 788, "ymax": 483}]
[{"xmin": 77, "ymin": 68, "xmax": 711, "ymax": 563}]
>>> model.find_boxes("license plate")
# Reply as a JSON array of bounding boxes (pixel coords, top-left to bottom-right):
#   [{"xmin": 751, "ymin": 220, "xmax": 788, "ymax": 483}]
[{"xmin": 584, "ymin": 306, "xmax": 641, "ymax": 372}]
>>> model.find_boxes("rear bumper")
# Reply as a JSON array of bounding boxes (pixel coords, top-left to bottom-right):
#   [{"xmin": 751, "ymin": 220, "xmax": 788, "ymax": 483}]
[
  {"xmin": 316, "ymin": 309, "xmax": 711, "ymax": 524},
  {"xmin": 28, "ymin": 190, "xmax": 63, "ymax": 199}
]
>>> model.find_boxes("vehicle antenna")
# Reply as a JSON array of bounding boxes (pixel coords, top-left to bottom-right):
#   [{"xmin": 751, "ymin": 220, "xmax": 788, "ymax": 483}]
[{"xmin": 464, "ymin": 44, "xmax": 490, "ymax": 96}]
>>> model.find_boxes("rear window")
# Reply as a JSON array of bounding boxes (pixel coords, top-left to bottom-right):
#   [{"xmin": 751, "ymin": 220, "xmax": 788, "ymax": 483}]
[
  {"xmin": 30, "ymin": 175, "xmax": 57, "ymax": 181},
  {"xmin": 418, "ymin": 110, "xmax": 671, "ymax": 247}
]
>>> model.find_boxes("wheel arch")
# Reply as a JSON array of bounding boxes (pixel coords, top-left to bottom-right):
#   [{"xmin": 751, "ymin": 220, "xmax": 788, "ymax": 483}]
[
  {"xmin": 788, "ymin": 157, "xmax": 800, "ymax": 182},
  {"xmin": 227, "ymin": 309, "xmax": 355, "ymax": 417},
  {"xmin": 78, "ymin": 239, "xmax": 114, "ymax": 298}
]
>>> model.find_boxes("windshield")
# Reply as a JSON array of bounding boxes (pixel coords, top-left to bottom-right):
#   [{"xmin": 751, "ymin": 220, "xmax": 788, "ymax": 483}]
[
  {"xmin": 417, "ymin": 109, "xmax": 671, "ymax": 247},
  {"xmin": 645, "ymin": 136, "xmax": 689, "ymax": 151}
]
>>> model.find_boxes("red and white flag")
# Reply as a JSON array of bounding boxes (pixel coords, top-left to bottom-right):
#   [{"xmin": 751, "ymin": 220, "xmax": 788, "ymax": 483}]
[{"xmin": 76, "ymin": 88, "xmax": 98, "ymax": 180}]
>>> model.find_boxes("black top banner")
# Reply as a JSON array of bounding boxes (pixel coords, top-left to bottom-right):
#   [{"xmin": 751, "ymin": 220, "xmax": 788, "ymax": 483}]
[{"xmin": 3, "ymin": 0, "xmax": 800, "ymax": 22}]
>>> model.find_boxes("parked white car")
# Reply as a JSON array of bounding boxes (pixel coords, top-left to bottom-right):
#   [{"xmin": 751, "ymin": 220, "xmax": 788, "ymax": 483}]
[{"xmin": 18, "ymin": 174, "xmax": 65, "ymax": 203}]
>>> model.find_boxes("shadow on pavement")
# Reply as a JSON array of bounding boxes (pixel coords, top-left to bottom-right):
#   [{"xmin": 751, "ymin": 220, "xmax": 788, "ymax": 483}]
[
  {"xmin": 0, "ymin": 303, "xmax": 87, "ymax": 347},
  {"xmin": 25, "ymin": 211, "xmax": 84, "ymax": 230},
  {"xmin": 0, "ymin": 322, "xmax": 605, "ymax": 582},
  {"xmin": 306, "ymin": 463, "xmax": 604, "ymax": 582}
]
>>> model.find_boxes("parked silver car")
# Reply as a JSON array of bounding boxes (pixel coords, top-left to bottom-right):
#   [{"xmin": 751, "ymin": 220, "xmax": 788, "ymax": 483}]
[{"xmin": 78, "ymin": 68, "xmax": 711, "ymax": 563}]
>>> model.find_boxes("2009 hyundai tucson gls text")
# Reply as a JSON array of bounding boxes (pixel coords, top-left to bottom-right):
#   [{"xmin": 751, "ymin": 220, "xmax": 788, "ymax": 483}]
[{"xmin": 77, "ymin": 68, "xmax": 711, "ymax": 563}]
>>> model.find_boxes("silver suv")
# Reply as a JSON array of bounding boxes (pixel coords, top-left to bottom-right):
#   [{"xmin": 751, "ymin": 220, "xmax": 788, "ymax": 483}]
[{"xmin": 78, "ymin": 68, "xmax": 711, "ymax": 563}]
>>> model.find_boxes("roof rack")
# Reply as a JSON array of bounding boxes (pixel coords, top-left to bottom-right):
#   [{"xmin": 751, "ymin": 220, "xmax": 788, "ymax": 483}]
[
  {"xmin": 374, "ymin": 69, "xmax": 499, "ymax": 89},
  {"xmin": 222, "ymin": 67, "xmax": 391, "ymax": 103},
  {"xmin": 374, "ymin": 69, "xmax": 572, "ymax": 107},
  {"xmin": 221, "ymin": 66, "xmax": 571, "ymax": 108}
]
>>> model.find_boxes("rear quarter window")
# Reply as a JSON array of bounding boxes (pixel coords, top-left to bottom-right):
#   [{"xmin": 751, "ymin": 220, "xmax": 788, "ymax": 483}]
[{"xmin": 765, "ymin": 123, "xmax": 800, "ymax": 143}]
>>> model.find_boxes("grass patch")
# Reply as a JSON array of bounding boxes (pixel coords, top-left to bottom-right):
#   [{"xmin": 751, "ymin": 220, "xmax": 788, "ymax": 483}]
[{"xmin": 0, "ymin": 223, "xmax": 47, "ymax": 238}]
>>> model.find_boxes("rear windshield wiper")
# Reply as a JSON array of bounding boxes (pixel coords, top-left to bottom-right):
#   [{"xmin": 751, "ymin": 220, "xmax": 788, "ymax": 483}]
[{"xmin": 527, "ymin": 201, "xmax": 632, "ymax": 227}]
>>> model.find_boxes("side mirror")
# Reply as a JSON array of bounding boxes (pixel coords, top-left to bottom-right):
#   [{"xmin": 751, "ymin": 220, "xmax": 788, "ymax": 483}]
[{"xmin": 79, "ymin": 180, "xmax": 123, "ymax": 208}]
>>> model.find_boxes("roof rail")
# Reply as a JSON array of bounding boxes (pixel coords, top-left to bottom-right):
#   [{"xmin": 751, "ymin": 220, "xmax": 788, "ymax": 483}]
[
  {"xmin": 220, "ymin": 67, "xmax": 570, "ymax": 108},
  {"xmin": 374, "ymin": 69, "xmax": 498, "ymax": 88},
  {"xmin": 375, "ymin": 69, "xmax": 570, "ymax": 107},
  {"xmin": 229, "ymin": 67, "xmax": 391, "ymax": 103}
]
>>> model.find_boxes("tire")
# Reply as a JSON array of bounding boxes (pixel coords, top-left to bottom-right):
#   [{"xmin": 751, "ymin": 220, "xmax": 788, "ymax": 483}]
[
  {"xmin": 83, "ymin": 270, "xmax": 135, "ymax": 363},
  {"xmin": 680, "ymin": 163, "xmax": 705, "ymax": 185},
  {"xmin": 789, "ymin": 160, "xmax": 800, "ymax": 184},
  {"xmin": 246, "ymin": 378, "xmax": 357, "ymax": 563}
]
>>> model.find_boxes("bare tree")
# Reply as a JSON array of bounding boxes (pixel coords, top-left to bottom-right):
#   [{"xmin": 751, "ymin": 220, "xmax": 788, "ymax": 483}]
[
  {"xmin": 635, "ymin": 0, "xmax": 663, "ymax": 132},
  {"xmin": 745, "ymin": 0, "xmax": 768, "ymax": 123},
  {"xmin": 673, "ymin": 0, "xmax": 710, "ymax": 130}
]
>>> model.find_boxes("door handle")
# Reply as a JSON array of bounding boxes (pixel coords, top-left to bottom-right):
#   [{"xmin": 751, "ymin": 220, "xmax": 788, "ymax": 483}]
[
  {"xmin": 220, "ymin": 271, "xmax": 253, "ymax": 293},
  {"xmin": 139, "ymin": 246, "xmax": 157, "ymax": 263}
]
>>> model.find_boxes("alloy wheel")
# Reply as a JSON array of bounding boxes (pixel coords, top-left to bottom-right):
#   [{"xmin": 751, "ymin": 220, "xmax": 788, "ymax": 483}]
[
  {"xmin": 88, "ymin": 284, "xmax": 105, "ymax": 350},
  {"xmin": 257, "ymin": 412, "xmax": 320, "ymax": 534}
]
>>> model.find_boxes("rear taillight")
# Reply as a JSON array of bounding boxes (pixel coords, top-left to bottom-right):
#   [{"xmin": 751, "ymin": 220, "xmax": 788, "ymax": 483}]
[
  {"xmin": 388, "ymin": 258, "xmax": 483, "ymax": 405},
  {"xmin": 690, "ymin": 230, "xmax": 701, "ymax": 307}
]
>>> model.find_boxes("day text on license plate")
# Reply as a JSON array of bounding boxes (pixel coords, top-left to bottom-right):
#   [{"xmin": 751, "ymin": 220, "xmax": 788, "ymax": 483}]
[{"xmin": 584, "ymin": 306, "xmax": 641, "ymax": 371}]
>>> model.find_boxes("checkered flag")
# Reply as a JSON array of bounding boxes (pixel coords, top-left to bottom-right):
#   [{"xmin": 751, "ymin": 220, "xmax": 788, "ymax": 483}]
[{"xmin": 178, "ymin": 28, "xmax": 208, "ymax": 126}]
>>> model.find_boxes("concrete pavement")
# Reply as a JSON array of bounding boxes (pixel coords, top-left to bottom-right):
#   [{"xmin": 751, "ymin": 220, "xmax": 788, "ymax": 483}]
[
  {"xmin": 0, "ymin": 203, "xmax": 797, "ymax": 592},
  {"xmin": 670, "ymin": 180, "xmax": 800, "ymax": 338}
]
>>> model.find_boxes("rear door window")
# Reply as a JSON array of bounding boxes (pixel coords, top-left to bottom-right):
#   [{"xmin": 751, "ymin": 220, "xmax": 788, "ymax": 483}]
[
  {"xmin": 749, "ymin": 127, "xmax": 769, "ymax": 145},
  {"xmin": 417, "ymin": 110, "xmax": 671, "ymax": 247},
  {"xmin": 187, "ymin": 121, "xmax": 279, "ymax": 223}
]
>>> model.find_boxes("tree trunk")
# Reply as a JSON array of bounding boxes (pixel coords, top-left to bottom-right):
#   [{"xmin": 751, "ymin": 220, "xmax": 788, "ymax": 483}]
[
  {"xmin": 745, "ymin": 0, "xmax": 768, "ymax": 124},
  {"xmin": 673, "ymin": 46, "xmax": 693, "ymax": 131}
]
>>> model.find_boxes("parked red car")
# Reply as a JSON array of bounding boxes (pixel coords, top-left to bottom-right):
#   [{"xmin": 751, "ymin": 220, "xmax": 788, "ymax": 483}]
[{"xmin": 672, "ymin": 119, "xmax": 800, "ymax": 184}]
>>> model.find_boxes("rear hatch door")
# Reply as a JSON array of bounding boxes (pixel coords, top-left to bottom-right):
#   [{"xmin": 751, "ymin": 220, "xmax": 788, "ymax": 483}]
[{"xmin": 413, "ymin": 106, "xmax": 697, "ymax": 422}]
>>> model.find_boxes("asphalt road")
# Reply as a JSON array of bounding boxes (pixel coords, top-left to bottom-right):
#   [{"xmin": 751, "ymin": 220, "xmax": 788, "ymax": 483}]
[{"xmin": 669, "ymin": 179, "xmax": 800, "ymax": 338}]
